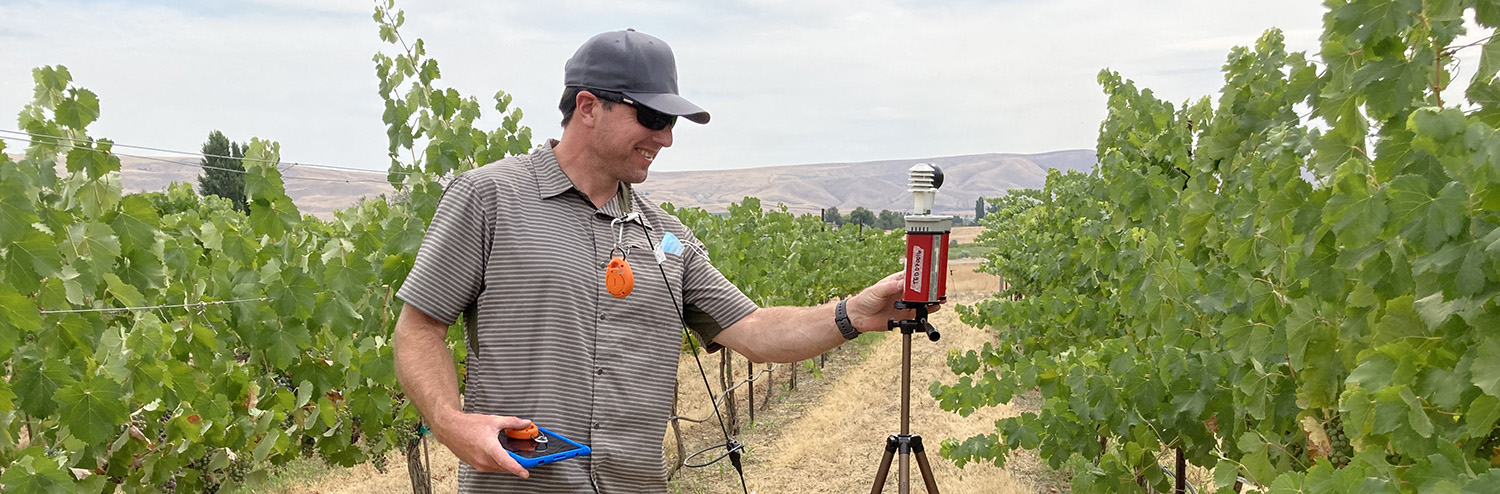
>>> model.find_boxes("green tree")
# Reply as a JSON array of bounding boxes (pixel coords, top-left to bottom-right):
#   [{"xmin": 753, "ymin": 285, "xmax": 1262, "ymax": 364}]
[
  {"xmin": 196, "ymin": 130, "xmax": 247, "ymax": 213},
  {"xmin": 823, "ymin": 206, "xmax": 842, "ymax": 225},
  {"xmin": 846, "ymin": 206, "xmax": 875, "ymax": 227},
  {"xmin": 974, "ymin": 196, "xmax": 987, "ymax": 223},
  {"xmin": 875, "ymin": 209, "xmax": 903, "ymax": 230}
]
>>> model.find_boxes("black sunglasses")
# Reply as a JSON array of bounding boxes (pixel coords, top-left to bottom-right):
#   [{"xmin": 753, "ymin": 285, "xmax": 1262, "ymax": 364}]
[{"xmin": 590, "ymin": 91, "xmax": 677, "ymax": 131}]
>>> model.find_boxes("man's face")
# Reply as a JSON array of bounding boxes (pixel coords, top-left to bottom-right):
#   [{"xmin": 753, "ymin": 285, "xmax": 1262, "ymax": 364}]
[{"xmin": 593, "ymin": 100, "xmax": 674, "ymax": 184}]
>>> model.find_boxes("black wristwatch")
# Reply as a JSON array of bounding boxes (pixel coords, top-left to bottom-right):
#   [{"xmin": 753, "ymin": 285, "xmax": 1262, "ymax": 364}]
[{"xmin": 835, "ymin": 299, "xmax": 860, "ymax": 340}]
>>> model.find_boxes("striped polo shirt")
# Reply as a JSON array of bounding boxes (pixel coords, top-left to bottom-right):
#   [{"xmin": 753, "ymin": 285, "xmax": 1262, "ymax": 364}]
[{"xmin": 397, "ymin": 141, "xmax": 759, "ymax": 493}]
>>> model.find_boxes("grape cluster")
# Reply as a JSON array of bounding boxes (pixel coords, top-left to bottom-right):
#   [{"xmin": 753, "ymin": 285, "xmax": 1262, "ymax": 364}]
[
  {"xmin": 300, "ymin": 435, "xmax": 317, "ymax": 458},
  {"xmin": 371, "ymin": 450, "xmax": 390, "ymax": 474},
  {"xmin": 274, "ymin": 373, "xmax": 295, "ymax": 392},
  {"xmin": 394, "ymin": 421, "xmax": 421, "ymax": 450},
  {"xmin": 350, "ymin": 415, "xmax": 364, "ymax": 444},
  {"xmin": 224, "ymin": 458, "xmax": 251, "ymax": 483},
  {"xmin": 1326, "ymin": 415, "xmax": 1354, "ymax": 468},
  {"xmin": 184, "ymin": 452, "xmax": 223, "ymax": 494},
  {"xmin": 157, "ymin": 414, "xmax": 170, "ymax": 444}
]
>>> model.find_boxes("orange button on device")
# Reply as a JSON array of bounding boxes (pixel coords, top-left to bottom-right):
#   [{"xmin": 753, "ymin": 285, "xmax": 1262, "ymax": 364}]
[{"xmin": 504, "ymin": 424, "xmax": 540, "ymax": 441}]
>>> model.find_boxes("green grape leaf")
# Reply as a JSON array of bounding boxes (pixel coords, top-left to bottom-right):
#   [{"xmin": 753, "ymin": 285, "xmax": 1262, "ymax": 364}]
[
  {"xmin": 0, "ymin": 453, "xmax": 73, "ymax": 494},
  {"xmin": 55, "ymin": 373, "xmax": 128, "ymax": 444},
  {"xmin": 0, "ymin": 286, "xmax": 40, "ymax": 361},
  {"xmin": 1373, "ymin": 295, "xmax": 1426, "ymax": 346},
  {"xmin": 1399, "ymin": 386, "xmax": 1434, "ymax": 438},
  {"xmin": 5, "ymin": 226, "xmax": 63, "ymax": 280},
  {"xmin": 267, "ymin": 270, "xmax": 318, "ymax": 319},
  {"xmin": 63, "ymin": 144, "xmax": 118, "ymax": 178},
  {"xmin": 295, "ymin": 380, "xmax": 314, "ymax": 409},
  {"xmin": 13, "ymin": 357, "xmax": 71, "ymax": 418},
  {"xmin": 0, "ymin": 179, "xmax": 40, "ymax": 238},
  {"xmin": 253, "ymin": 429, "xmax": 282, "ymax": 464},
  {"xmin": 73, "ymin": 174, "xmax": 122, "ymax": 219},
  {"xmin": 1472, "ymin": 338, "xmax": 1500, "ymax": 398},
  {"xmin": 249, "ymin": 195, "xmax": 300, "ymax": 238},
  {"xmin": 1465, "ymin": 394, "xmax": 1500, "ymax": 438},
  {"xmin": 54, "ymin": 87, "xmax": 99, "ymax": 129},
  {"xmin": 102, "ymin": 273, "xmax": 145, "ymax": 308},
  {"xmin": 1455, "ymin": 243, "xmax": 1486, "ymax": 298},
  {"xmin": 1414, "ymin": 292, "xmax": 1463, "ymax": 329},
  {"xmin": 110, "ymin": 194, "xmax": 160, "ymax": 254},
  {"xmin": 65, "ymin": 221, "xmax": 121, "ymax": 261},
  {"xmin": 0, "ymin": 378, "xmax": 12, "ymax": 412},
  {"xmin": 1348, "ymin": 353, "xmax": 1398, "ymax": 390},
  {"xmin": 243, "ymin": 145, "xmax": 286, "ymax": 201},
  {"xmin": 266, "ymin": 323, "xmax": 312, "ymax": 370},
  {"xmin": 1473, "ymin": 35, "xmax": 1500, "ymax": 85},
  {"xmin": 117, "ymin": 248, "xmax": 167, "ymax": 292},
  {"xmin": 1462, "ymin": 470, "xmax": 1500, "ymax": 494}
]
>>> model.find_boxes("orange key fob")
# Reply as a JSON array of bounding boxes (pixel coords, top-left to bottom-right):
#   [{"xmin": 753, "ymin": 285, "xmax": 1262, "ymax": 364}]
[
  {"xmin": 504, "ymin": 424, "xmax": 540, "ymax": 441},
  {"xmin": 606, "ymin": 257, "xmax": 634, "ymax": 298}
]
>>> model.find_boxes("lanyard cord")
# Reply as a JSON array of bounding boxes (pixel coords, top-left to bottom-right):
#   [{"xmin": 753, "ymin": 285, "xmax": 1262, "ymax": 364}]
[{"xmin": 638, "ymin": 221, "xmax": 750, "ymax": 494}]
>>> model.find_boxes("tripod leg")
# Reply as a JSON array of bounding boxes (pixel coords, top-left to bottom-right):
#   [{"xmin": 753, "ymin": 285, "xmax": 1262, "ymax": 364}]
[
  {"xmin": 871, "ymin": 435, "xmax": 898, "ymax": 494},
  {"xmin": 911, "ymin": 436, "xmax": 940, "ymax": 494}
]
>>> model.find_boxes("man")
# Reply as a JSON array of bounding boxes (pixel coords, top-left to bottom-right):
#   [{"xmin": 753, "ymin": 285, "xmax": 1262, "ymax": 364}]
[{"xmin": 393, "ymin": 29, "xmax": 925, "ymax": 492}]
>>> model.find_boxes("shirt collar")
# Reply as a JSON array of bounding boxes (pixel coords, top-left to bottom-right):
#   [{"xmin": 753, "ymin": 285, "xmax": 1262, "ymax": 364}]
[
  {"xmin": 531, "ymin": 140, "xmax": 575, "ymax": 200},
  {"xmin": 531, "ymin": 139, "xmax": 650, "ymax": 228}
]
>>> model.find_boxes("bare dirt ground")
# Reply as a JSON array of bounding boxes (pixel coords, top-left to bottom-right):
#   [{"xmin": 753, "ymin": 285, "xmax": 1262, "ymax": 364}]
[{"xmin": 267, "ymin": 266, "xmax": 1065, "ymax": 493}]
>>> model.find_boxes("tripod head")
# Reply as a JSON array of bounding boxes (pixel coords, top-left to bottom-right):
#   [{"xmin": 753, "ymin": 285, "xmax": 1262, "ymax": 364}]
[{"xmin": 889, "ymin": 303, "xmax": 940, "ymax": 342}]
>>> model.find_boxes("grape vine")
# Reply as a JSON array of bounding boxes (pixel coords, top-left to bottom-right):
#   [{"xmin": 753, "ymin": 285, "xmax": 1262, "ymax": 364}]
[
  {"xmin": 934, "ymin": 1, "xmax": 1500, "ymax": 493},
  {"xmin": 0, "ymin": 2, "xmax": 901, "ymax": 492}
]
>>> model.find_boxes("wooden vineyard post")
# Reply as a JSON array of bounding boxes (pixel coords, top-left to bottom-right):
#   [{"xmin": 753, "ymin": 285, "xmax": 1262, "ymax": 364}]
[
  {"xmin": 667, "ymin": 379, "xmax": 686, "ymax": 479},
  {"xmin": 747, "ymin": 360, "xmax": 755, "ymax": 424},
  {"xmin": 763, "ymin": 364, "xmax": 775, "ymax": 411},
  {"xmin": 721, "ymin": 350, "xmax": 738, "ymax": 434},
  {"xmin": 1174, "ymin": 448, "xmax": 1186, "ymax": 494}
]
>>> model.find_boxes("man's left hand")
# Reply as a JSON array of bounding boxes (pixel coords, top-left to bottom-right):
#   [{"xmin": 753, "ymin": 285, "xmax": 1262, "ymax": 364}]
[{"xmin": 846, "ymin": 271, "xmax": 943, "ymax": 333}]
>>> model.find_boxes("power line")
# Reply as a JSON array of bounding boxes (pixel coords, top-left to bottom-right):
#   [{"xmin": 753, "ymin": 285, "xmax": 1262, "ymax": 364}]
[
  {"xmin": 39, "ymin": 297, "xmax": 268, "ymax": 315},
  {"xmin": 0, "ymin": 128, "xmax": 410, "ymax": 176},
  {"xmin": 0, "ymin": 133, "xmax": 398, "ymax": 186}
]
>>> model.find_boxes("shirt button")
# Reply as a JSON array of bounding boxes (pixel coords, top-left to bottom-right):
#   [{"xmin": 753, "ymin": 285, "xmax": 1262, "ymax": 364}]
[
  {"xmin": 592, "ymin": 422, "xmax": 602, "ymax": 430},
  {"xmin": 598, "ymin": 313, "xmax": 607, "ymax": 321},
  {"xmin": 596, "ymin": 368, "xmax": 606, "ymax": 376}
]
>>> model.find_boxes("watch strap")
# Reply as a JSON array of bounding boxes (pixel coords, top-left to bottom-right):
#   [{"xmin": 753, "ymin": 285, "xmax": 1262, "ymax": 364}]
[{"xmin": 835, "ymin": 299, "xmax": 860, "ymax": 340}]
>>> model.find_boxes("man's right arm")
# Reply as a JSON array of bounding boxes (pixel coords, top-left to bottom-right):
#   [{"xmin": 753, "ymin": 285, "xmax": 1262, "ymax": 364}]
[{"xmin": 392, "ymin": 302, "xmax": 531, "ymax": 478}]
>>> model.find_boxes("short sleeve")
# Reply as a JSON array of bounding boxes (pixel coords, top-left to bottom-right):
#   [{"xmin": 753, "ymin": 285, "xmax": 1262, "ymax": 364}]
[
  {"xmin": 396, "ymin": 174, "xmax": 492, "ymax": 325},
  {"xmin": 675, "ymin": 227, "xmax": 760, "ymax": 352}
]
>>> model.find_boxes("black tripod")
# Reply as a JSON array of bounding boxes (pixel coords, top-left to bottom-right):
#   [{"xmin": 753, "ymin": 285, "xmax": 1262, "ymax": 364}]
[{"xmin": 870, "ymin": 303, "xmax": 941, "ymax": 494}]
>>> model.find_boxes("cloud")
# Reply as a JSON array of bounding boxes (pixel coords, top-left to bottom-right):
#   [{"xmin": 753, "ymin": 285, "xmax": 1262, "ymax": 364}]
[{"xmin": 7, "ymin": 0, "xmax": 1453, "ymax": 175}]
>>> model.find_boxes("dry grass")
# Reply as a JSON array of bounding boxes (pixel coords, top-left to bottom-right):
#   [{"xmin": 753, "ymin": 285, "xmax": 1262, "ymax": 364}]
[{"xmin": 948, "ymin": 226, "xmax": 985, "ymax": 245}]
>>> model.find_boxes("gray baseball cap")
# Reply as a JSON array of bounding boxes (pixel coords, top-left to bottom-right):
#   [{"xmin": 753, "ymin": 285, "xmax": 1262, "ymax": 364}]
[{"xmin": 564, "ymin": 29, "xmax": 710, "ymax": 124}]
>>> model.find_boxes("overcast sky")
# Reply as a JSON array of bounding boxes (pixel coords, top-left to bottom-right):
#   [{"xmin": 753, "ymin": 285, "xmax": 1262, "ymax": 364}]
[{"xmin": 0, "ymin": 0, "xmax": 1475, "ymax": 174}]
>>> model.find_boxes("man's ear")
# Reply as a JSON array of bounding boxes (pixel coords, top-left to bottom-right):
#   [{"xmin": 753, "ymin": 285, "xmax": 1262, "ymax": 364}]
[{"xmin": 574, "ymin": 91, "xmax": 603, "ymax": 128}]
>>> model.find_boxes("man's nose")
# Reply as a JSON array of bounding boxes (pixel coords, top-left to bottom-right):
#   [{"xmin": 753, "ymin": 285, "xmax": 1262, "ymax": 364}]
[{"xmin": 653, "ymin": 125, "xmax": 673, "ymax": 148}]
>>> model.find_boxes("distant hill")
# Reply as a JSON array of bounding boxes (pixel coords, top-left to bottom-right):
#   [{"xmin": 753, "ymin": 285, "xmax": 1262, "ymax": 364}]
[
  {"xmin": 637, "ymin": 149, "xmax": 1097, "ymax": 217},
  {"xmin": 10, "ymin": 149, "xmax": 1096, "ymax": 219}
]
